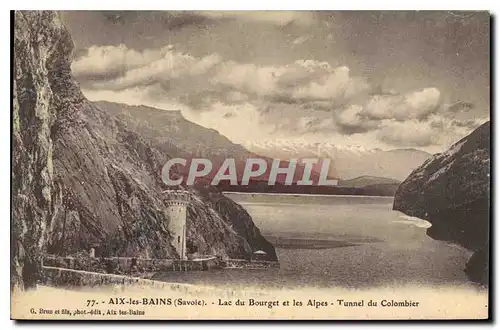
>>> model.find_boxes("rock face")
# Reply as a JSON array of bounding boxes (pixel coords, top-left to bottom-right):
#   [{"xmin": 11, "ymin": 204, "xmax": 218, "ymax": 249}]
[
  {"xmin": 12, "ymin": 11, "xmax": 276, "ymax": 291},
  {"xmin": 393, "ymin": 121, "xmax": 490, "ymax": 286},
  {"xmin": 12, "ymin": 11, "xmax": 79, "ymax": 291}
]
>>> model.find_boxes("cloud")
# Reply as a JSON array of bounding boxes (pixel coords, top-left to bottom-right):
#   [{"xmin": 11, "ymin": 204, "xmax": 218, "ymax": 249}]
[
  {"xmin": 362, "ymin": 88, "xmax": 441, "ymax": 121},
  {"xmin": 197, "ymin": 11, "xmax": 315, "ymax": 27},
  {"xmin": 71, "ymin": 44, "xmax": 163, "ymax": 79},
  {"xmin": 326, "ymin": 87, "xmax": 485, "ymax": 148},
  {"xmin": 212, "ymin": 60, "xmax": 369, "ymax": 106},
  {"xmin": 375, "ymin": 115, "xmax": 489, "ymax": 147},
  {"xmin": 291, "ymin": 66, "xmax": 370, "ymax": 102},
  {"xmin": 334, "ymin": 105, "xmax": 379, "ymax": 134},
  {"xmin": 74, "ymin": 43, "xmax": 485, "ymax": 152},
  {"xmin": 450, "ymin": 118, "xmax": 485, "ymax": 129},
  {"xmin": 74, "ymin": 45, "xmax": 369, "ymax": 111},
  {"xmin": 330, "ymin": 87, "xmax": 442, "ymax": 137},
  {"xmin": 444, "ymin": 100, "xmax": 475, "ymax": 113},
  {"xmin": 96, "ymin": 11, "xmax": 217, "ymax": 31},
  {"xmin": 211, "ymin": 61, "xmax": 279, "ymax": 97},
  {"xmin": 376, "ymin": 119, "xmax": 439, "ymax": 147},
  {"xmin": 73, "ymin": 45, "xmax": 222, "ymax": 92},
  {"xmin": 292, "ymin": 35, "xmax": 311, "ymax": 45},
  {"xmin": 182, "ymin": 102, "xmax": 275, "ymax": 144}
]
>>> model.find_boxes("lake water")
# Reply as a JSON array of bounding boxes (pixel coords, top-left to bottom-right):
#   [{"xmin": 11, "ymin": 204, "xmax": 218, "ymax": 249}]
[{"xmin": 154, "ymin": 193, "xmax": 476, "ymax": 289}]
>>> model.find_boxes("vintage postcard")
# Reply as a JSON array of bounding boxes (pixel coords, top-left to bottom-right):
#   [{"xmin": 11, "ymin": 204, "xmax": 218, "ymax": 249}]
[{"xmin": 11, "ymin": 10, "xmax": 490, "ymax": 320}]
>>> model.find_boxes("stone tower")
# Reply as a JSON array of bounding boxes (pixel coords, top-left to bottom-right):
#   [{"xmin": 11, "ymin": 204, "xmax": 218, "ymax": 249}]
[{"xmin": 163, "ymin": 190, "xmax": 191, "ymax": 260}]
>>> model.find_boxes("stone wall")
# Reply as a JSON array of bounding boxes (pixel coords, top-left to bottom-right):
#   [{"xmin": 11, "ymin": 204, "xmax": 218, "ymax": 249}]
[
  {"xmin": 42, "ymin": 255, "xmax": 221, "ymax": 276},
  {"xmin": 41, "ymin": 266, "xmax": 268, "ymax": 300},
  {"xmin": 42, "ymin": 266, "xmax": 167, "ymax": 289}
]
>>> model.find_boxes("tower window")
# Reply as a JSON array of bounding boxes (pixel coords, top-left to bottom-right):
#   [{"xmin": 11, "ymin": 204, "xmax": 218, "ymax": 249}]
[{"xmin": 178, "ymin": 236, "xmax": 180, "ymax": 244}]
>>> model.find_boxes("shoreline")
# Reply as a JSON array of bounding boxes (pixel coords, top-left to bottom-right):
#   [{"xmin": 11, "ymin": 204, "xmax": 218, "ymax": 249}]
[{"xmin": 223, "ymin": 192, "xmax": 395, "ymax": 198}]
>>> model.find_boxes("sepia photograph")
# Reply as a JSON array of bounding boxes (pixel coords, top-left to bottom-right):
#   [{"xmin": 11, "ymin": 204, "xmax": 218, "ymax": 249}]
[{"xmin": 10, "ymin": 9, "xmax": 491, "ymax": 320}]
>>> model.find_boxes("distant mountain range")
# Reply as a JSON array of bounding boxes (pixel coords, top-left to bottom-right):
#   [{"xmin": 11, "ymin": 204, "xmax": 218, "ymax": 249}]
[
  {"xmin": 338, "ymin": 175, "xmax": 401, "ymax": 188},
  {"xmin": 218, "ymin": 175, "xmax": 402, "ymax": 196},
  {"xmin": 96, "ymin": 101, "xmax": 415, "ymax": 196},
  {"xmin": 244, "ymin": 140, "xmax": 431, "ymax": 181}
]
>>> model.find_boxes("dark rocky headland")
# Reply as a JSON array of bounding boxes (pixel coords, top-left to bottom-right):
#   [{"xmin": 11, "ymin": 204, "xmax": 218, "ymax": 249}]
[{"xmin": 394, "ymin": 121, "xmax": 490, "ymax": 286}]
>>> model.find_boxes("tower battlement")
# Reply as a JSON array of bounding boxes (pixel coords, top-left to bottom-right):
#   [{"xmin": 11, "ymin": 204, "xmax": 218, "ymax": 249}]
[
  {"xmin": 162, "ymin": 190, "xmax": 191, "ymax": 204},
  {"xmin": 164, "ymin": 200, "xmax": 189, "ymax": 207}
]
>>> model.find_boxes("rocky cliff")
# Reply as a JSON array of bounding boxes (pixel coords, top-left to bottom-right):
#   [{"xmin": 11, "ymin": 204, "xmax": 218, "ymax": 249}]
[
  {"xmin": 12, "ymin": 11, "xmax": 276, "ymax": 291},
  {"xmin": 393, "ymin": 121, "xmax": 490, "ymax": 286}
]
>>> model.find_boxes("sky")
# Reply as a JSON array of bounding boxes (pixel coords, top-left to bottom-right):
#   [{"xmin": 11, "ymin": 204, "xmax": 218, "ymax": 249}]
[{"xmin": 60, "ymin": 11, "xmax": 490, "ymax": 153}]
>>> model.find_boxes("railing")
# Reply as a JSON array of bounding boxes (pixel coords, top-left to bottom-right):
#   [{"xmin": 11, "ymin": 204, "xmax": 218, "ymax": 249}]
[
  {"xmin": 222, "ymin": 259, "xmax": 280, "ymax": 269},
  {"xmin": 42, "ymin": 255, "xmax": 278, "ymax": 274},
  {"xmin": 42, "ymin": 255, "xmax": 222, "ymax": 274}
]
